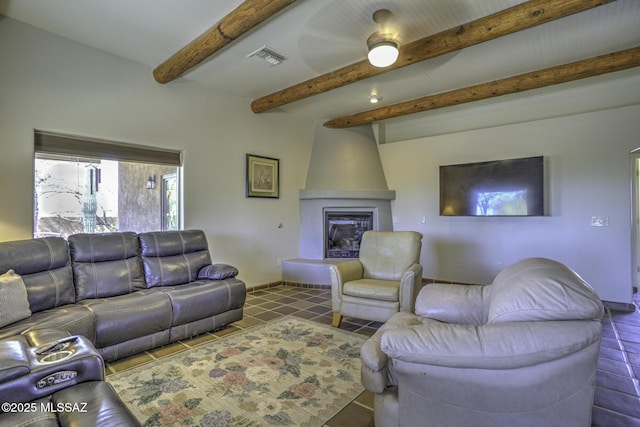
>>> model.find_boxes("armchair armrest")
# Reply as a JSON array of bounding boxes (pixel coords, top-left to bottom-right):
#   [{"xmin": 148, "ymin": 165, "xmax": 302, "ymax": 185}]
[
  {"xmin": 398, "ymin": 263, "xmax": 423, "ymax": 313},
  {"xmin": 381, "ymin": 318, "xmax": 602, "ymax": 370},
  {"xmin": 415, "ymin": 283, "xmax": 488, "ymax": 325},
  {"xmin": 328, "ymin": 260, "xmax": 363, "ymax": 304}
]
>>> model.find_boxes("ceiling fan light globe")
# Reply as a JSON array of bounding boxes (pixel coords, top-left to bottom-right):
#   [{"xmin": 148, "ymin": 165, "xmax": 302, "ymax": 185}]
[{"xmin": 368, "ymin": 41, "xmax": 398, "ymax": 67}]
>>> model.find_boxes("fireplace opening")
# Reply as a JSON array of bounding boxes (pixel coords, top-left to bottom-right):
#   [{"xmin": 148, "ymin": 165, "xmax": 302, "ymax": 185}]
[{"xmin": 325, "ymin": 210, "xmax": 374, "ymax": 258}]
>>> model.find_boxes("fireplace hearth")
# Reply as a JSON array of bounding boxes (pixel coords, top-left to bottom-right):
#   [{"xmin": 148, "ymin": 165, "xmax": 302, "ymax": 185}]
[{"xmin": 325, "ymin": 211, "xmax": 373, "ymax": 258}]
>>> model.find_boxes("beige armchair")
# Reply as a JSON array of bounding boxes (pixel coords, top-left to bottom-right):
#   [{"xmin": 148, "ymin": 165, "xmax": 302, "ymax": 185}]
[
  {"xmin": 360, "ymin": 257, "xmax": 604, "ymax": 427},
  {"xmin": 328, "ymin": 231, "xmax": 423, "ymax": 327}
]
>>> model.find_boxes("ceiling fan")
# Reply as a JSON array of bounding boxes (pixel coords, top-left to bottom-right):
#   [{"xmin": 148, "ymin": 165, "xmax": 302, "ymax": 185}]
[{"xmin": 366, "ymin": 9, "xmax": 400, "ymax": 68}]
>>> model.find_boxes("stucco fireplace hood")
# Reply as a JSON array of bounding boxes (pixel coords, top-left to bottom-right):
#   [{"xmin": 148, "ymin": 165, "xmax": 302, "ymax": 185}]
[
  {"xmin": 300, "ymin": 124, "xmax": 395, "ymax": 201},
  {"xmin": 296, "ymin": 124, "xmax": 395, "ymax": 261}
]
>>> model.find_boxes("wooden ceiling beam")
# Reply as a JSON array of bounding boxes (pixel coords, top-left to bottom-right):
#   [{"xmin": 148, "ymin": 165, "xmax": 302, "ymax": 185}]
[
  {"xmin": 153, "ymin": 0, "xmax": 298, "ymax": 84},
  {"xmin": 323, "ymin": 46, "xmax": 640, "ymax": 128},
  {"xmin": 251, "ymin": 0, "xmax": 616, "ymax": 113}
]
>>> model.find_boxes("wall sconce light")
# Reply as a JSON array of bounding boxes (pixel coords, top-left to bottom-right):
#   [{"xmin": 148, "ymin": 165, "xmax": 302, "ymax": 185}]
[{"xmin": 146, "ymin": 175, "xmax": 156, "ymax": 190}]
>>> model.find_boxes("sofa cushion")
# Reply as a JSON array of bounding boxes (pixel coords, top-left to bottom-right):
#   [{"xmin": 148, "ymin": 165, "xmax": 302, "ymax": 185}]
[
  {"xmin": 81, "ymin": 290, "xmax": 172, "ymax": 347},
  {"xmin": 0, "ymin": 270, "xmax": 31, "ymax": 328},
  {"xmin": 0, "ymin": 304, "xmax": 96, "ymax": 343},
  {"xmin": 488, "ymin": 257, "xmax": 604, "ymax": 323},
  {"xmin": 0, "ymin": 237, "xmax": 75, "ymax": 312},
  {"xmin": 139, "ymin": 230, "xmax": 212, "ymax": 287},
  {"xmin": 69, "ymin": 232, "xmax": 145, "ymax": 300},
  {"xmin": 158, "ymin": 278, "xmax": 246, "ymax": 325}
]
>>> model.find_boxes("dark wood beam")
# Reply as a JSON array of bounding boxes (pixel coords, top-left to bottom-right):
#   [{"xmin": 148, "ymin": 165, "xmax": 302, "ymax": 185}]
[
  {"xmin": 323, "ymin": 46, "xmax": 640, "ymax": 128},
  {"xmin": 251, "ymin": 0, "xmax": 616, "ymax": 113},
  {"xmin": 153, "ymin": 0, "xmax": 298, "ymax": 84}
]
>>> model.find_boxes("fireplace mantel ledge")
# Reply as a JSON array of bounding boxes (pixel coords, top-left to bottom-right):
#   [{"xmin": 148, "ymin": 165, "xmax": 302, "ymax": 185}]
[{"xmin": 299, "ymin": 189, "xmax": 396, "ymax": 200}]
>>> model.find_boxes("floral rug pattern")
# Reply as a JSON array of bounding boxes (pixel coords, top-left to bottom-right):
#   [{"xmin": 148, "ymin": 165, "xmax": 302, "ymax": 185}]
[{"xmin": 108, "ymin": 317, "xmax": 366, "ymax": 426}]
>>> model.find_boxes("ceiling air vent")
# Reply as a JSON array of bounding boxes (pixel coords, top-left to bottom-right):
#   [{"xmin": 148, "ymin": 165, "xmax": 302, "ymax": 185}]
[{"xmin": 247, "ymin": 46, "xmax": 287, "ymax": 66}]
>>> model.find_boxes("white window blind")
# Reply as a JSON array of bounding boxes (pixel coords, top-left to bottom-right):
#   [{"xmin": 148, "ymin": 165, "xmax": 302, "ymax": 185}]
[{"xmin": 34, "ymin": 130, "xmax": 182, "ymax": 166}]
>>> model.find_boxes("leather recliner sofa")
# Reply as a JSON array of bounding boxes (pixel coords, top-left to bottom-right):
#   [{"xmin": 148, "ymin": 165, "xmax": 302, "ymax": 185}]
[
  {"xmin": 0, "ymin": 229, "xmax": 246, "ymax": 362},
  {"xmin": 0, "ymin": 229, "xmax": 245, "ymax": 426},
  {"xmin": 0, "ymin": 329, "xmax": 140, "ymax": 426},
  {"xmin": 360, "ymin": 257, "xmax": 604, "ymax": 427}
]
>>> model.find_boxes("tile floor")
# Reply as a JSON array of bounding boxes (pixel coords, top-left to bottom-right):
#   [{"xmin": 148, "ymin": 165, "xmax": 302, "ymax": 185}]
[
  {"xmin": 596, "ymin": 292, "xmax": 640, "ymax": 427},
  {"xmin": 106, "ymin": 284, "xmax": 640, "ymax": 427}
]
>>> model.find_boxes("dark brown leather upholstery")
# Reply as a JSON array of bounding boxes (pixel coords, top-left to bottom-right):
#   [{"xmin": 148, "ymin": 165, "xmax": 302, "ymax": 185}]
[
  {"xmin": 0, "ymin": 382, "xmax": 140, "ymax": 426},
  {"xmin": 139, "ymin": 229, "xmax": 212, "ymax": 287},
  {"xmin": 138, "ymin": 230, "xmax": 246, "ymax": 342},
  {"xmin": 0, "ymin": 237, "xmax": 75, "ymax": 312},
  {"xmin": 0, "ymin": 230, "xmax": 246, "ymax": 362},
  {"xmin": 0, "ymin": 335, "xmax": 103, "ymax": 404},
  {"xmin": 69, "ymin": 232, "xmax": 146, "ymax": 299},
  {"xmin": 0, "ymin": 330, "xmax": 139, "ymax": 426}
]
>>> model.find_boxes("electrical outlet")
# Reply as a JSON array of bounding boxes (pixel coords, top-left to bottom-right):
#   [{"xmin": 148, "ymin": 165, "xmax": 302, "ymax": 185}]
[
  {"xmin": 456, "ymin": 258, "xmax": 462, "ymax": 267},
  {"xmin": 591, "ymin": 216, "xmax": 609, "ymax": 227},
  {"xmin": 277, "ymin": 257, "xmax": 282, "ymax": 267},
  {"xmin": 420, "ymin": 216, "xmax": 426, "ymax": 224}
]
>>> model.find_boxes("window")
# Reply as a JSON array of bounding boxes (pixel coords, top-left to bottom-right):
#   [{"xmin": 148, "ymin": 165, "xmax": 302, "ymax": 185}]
[{"xmin": 34, "ymin": 131, "xmax": 182, "ymax": 238}]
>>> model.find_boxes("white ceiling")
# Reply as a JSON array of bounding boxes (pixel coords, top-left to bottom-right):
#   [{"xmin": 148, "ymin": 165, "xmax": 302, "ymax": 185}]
[{"xmin": 2, "ymin": 0, "xmax": 640, "ymax": 132}]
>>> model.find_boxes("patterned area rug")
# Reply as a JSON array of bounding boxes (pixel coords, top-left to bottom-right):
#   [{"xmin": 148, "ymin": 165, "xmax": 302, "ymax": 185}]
[{"xmin": 108, "ymin": 317, "xmax": 366, "ymax": 426}]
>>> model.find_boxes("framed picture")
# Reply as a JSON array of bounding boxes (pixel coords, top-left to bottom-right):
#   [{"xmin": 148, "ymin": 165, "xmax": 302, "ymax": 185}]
[{"xmin": 246, "ymin": 154, "xmax": 279, "ymax": 198}]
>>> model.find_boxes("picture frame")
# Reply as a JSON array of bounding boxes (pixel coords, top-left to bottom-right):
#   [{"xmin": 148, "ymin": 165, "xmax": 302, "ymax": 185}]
[{"xmin": 246, "ymin": 154, "xmax": 279, "ymax": 198}]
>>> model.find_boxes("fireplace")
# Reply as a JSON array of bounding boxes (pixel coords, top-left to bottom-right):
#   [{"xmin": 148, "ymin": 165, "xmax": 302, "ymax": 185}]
[
  {"xmin": 282, "ymin": 125, "xmax": 396, "ymax": 285},
  {"xmin": 325, "ymin": 210, "xmax": 374, "ymax": 258}
]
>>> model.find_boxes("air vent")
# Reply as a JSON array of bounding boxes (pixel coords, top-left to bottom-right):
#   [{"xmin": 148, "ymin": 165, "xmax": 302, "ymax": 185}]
[{"xmin": 247, "ymin": 46, "xmax": 287, "ymax": 66}]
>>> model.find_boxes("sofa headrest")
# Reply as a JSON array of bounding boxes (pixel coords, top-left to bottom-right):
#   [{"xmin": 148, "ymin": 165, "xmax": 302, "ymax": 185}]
[
  {"xmin": 0, "ymin": 237, "xmax": 69, "ymax": 276},
  {"xmin": 138, "ymin": 229, "xmax": 208, "ymax": 257},
  {"xmin": 488, "ymin": 257, "xmax": 604, "ymax": 323}
]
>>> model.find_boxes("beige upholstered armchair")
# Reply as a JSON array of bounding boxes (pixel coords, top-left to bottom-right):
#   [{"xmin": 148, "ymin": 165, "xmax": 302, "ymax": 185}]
[
  {"xmin": 328, "ymin": 231, "xmax": 423, "ymax": 327},
  {"xmin": 360, "ymin": 257, "xmax": 604, "ymax": 427}
]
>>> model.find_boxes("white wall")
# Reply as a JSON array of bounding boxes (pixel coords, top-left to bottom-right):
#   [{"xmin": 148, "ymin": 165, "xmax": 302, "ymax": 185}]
[
  {"xmin": 379, "ymin": 103, "xmax": 640, "ymax": 303},
  {"xmin": 3, "ymin": 17, "xmax": 640, "ymax": 303},
  {"xmin": 0, "ymin": 18, "xmax": 315, "ymax": 289}
]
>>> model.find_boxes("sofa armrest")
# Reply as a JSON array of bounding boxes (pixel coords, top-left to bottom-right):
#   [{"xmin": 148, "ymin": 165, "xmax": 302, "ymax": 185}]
[
  {"xmin": 360, "ymin": 312, "xmax": 420, "ymax": 393},
  {"xmin": 0, "ymin": 329, "xmax": 72, "ymax": 385},
  {"xmin": 197, "ymin": 263, "xmax": 239, "ymax": 280},
  {"xmin": 0, "ymin": 341, "xmax": 30, "ymax": 383},
  {"xmin": 0, "ymin": 381, "xmax": 141, "ymax": 427},
  {"xmin": 0, "ymin": 335, "xmax": 104, "ymax": 404},
  {"xmin": 415, "ymin": 283, "xmax": 488, "ymax": 325},
  {"xmin": 22, "ymin": 328, "xmax": 71, "ymax": 347},
  {"xmin": 381, "ymin": 318, "xmax": 602, "ymax": 370}
]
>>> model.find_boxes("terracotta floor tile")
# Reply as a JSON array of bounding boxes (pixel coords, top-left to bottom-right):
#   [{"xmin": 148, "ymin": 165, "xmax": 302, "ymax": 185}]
[{"xmin": 104, "ymin": 285, "xmax": 640, "ymax": 426}]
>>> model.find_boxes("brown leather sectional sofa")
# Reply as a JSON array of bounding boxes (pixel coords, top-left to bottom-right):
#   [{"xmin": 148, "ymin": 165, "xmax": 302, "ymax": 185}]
[{"xmin": 0, "ymin": 229, "xmax": 247, "ymax": 426}]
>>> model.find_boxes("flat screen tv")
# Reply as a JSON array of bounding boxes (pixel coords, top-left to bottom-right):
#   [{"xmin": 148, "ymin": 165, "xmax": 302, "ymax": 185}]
[{"xmin": 439, "ymin": 156, "xmax": 544, "ymax": 216}]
